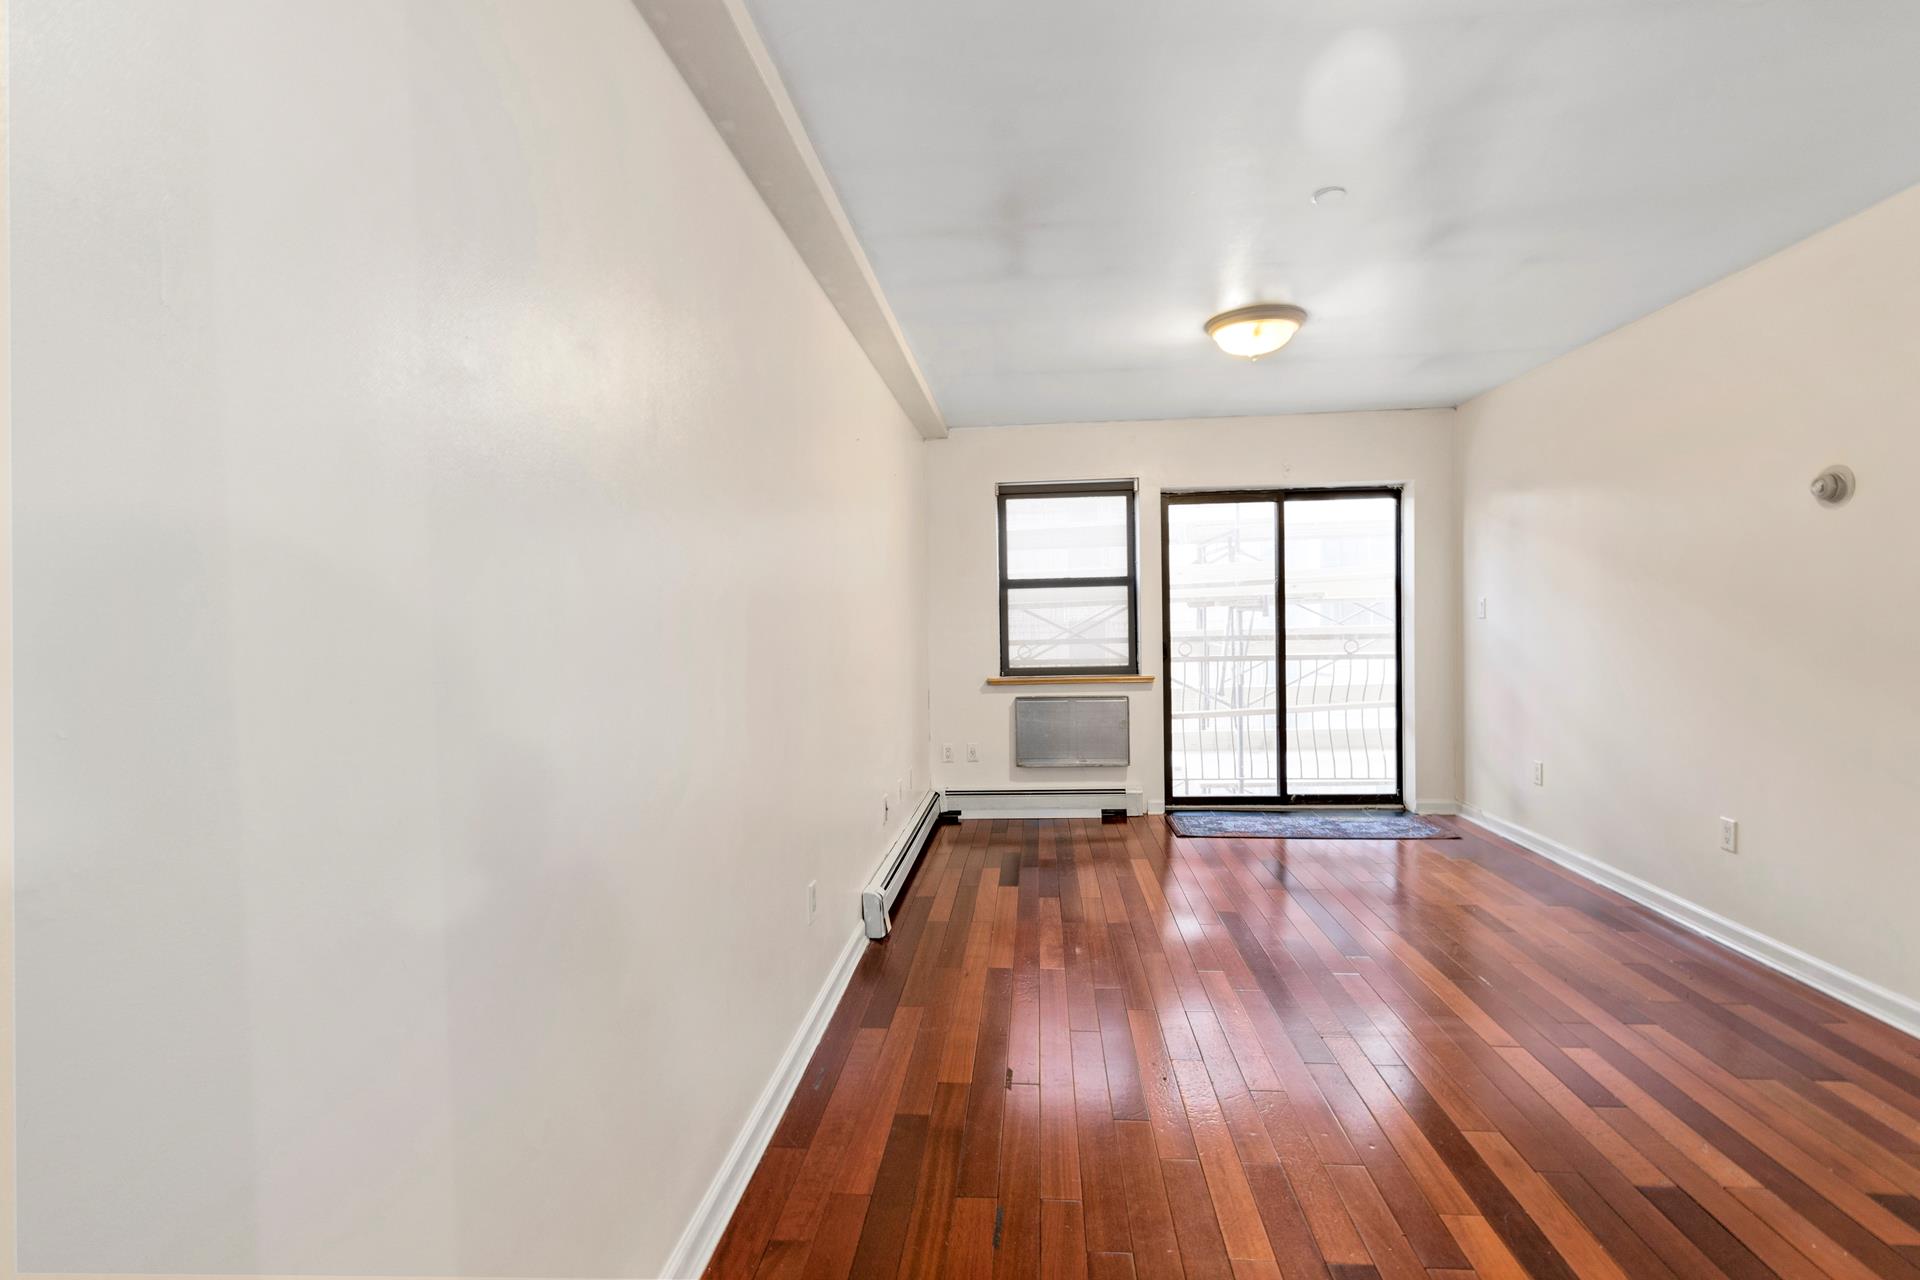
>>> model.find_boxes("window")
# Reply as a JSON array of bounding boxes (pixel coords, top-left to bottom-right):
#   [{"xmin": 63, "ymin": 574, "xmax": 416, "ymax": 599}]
[{"xmin": 997, "ymin": 480, "xmax": 1139, "ymax": 675}]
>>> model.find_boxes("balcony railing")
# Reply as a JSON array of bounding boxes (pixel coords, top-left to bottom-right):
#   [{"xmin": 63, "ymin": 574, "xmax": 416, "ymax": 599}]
[{"xmin": 1168, "ymin": 649, "xmax": 1396, "ymax": 796}]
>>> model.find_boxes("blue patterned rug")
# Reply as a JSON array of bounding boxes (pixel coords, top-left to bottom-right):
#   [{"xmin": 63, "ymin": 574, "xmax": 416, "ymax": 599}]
[{"xmin": 1168, "ymin": 809, "xmax": 1458, "ymax": 840}]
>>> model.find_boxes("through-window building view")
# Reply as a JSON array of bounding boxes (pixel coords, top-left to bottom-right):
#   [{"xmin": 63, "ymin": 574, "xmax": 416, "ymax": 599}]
[{"xmin": 3, "ymin": 2, "xmax": 1919, "ymax": 1279}]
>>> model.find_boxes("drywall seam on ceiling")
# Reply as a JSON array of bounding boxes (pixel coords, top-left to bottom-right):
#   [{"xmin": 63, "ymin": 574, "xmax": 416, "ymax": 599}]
[
  {"xmin": 1459, "ymin": 807, "xmax": 1920, "ymax": 1040},
  {"xmin": 629, "ymin": 0, "xmax": 947, "ymax": 439}
]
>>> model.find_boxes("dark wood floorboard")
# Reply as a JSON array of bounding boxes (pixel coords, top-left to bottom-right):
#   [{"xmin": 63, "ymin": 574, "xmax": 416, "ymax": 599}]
[{"xmin": 705, "ymin": 815, "xmax": 1920, "ymax": 1280}]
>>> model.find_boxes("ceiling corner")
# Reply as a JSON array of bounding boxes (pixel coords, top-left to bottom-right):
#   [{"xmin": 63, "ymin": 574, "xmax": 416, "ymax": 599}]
[{"xmin": 631, "ymin": 0, "xmax": 948, "ymax": 439}]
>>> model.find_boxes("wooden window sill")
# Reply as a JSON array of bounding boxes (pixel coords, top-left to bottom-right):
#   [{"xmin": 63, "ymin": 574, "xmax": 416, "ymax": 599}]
[{"xmin": 985, "ymin": 674, "xmax": 1155, "ymax": 686}]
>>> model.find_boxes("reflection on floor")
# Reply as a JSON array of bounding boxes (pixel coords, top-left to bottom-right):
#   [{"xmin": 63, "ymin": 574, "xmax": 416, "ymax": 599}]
[{"xmin": 706, "ymin": 815, "xmax": 1920, "ymax": 1280}]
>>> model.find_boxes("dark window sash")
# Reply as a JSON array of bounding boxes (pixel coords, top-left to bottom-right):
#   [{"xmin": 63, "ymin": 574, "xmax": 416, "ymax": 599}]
[{"xmin": 997, "ymin": 484, "xmax": 1140, "ymax": 677}]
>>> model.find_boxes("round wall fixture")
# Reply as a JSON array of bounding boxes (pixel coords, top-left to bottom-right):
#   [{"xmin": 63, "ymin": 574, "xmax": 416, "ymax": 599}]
[
  {"xmin": 1312, "ymin": 186, "xmax": 1347, "ymax": 205},
  {"xmin": 1205, "ymin": 303, "xmax": 1308, "ymax": 360},
  {"xmin": 1810, "ymin": 464, "xmax": 1856, "ymax": 507}
]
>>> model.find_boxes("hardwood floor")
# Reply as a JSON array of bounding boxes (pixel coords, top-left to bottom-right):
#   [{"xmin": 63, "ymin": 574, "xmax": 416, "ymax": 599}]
[{"xmin": 703, "ymin": 815, "xmax": 1920, "ymax": 1280}]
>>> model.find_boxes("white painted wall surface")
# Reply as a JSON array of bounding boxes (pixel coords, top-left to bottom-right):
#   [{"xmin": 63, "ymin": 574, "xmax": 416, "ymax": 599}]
[
  {"xmin": 923, "ymin": 414, "xmax": 1460, "ymax": 811},
  {"xmin": 10, "ymin": 1, "xmax": 927, "ymax": 1273},
  {"xmin": 1458, "ymin": 183, "xmax": 1920, "ymax": 1008},
  {"xmin": 0, "ymin": 4, "xmax": 17, "ymax": 1269}
]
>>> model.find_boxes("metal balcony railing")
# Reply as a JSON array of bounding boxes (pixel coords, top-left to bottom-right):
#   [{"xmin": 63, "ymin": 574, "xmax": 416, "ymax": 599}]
[{"xmin": 1168, "ymin": 648, "xmax": 1396, "ymax": 795}]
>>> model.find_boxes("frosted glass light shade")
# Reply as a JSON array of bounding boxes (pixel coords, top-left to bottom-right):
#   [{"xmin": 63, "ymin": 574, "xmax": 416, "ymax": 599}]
[{"xmin": 1205, "ymin": 304, "xmax": 1307, "ymax": 359}]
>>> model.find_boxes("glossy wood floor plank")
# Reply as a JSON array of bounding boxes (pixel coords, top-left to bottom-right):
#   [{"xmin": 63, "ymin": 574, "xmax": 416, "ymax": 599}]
[{"xmin": 705, "ymin": 816, "xmax": 1920, "ymax": 1280}]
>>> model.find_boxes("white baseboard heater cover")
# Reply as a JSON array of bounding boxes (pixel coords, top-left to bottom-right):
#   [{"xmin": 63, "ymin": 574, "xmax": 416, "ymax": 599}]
[
  {"xmin": 941, "ymin": 787, "xmax": 1145, "ymax": 819},
  {"xmin": 861, "ymin": 790, "xmax": 943, "ymax": 940}
]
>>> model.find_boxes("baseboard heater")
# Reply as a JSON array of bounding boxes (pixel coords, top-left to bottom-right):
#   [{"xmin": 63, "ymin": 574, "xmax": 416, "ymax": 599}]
[
  {"xmin": 940, "ymin": 787, "xmax": 1145, "ymax": 820},
  {"xmin": 861, "ymin": 790, "xmax": 944, "ymax": 941}
]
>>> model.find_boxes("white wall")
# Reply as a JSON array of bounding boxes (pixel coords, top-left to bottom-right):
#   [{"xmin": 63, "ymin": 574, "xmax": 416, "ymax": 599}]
[
  {"xmin": 0, "ymin": 2, "xmax": 17, "ymax": 1269},
  {"xmin": 10, "ymin": 1, "xmax": 927, "ymax": 1274},
  {"xmin": 1459, "ymin": 183, "xmax": 1920, "ymax": 1010},
  {"xmin": 924, "ymin": 414, "xmax": 1460, "ymax": 811}
]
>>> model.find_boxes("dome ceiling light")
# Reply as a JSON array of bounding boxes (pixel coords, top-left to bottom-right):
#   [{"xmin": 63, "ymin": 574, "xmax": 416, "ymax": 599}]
[{"xmin": 1204, "ymin": 303, "xmax": 1308, "ymax": 360}]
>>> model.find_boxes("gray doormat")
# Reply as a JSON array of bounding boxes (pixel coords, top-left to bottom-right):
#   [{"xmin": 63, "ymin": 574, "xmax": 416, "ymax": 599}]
[{"xmin": 1168, "ymin": 809, "xmax": 1459, "ymax": 840}]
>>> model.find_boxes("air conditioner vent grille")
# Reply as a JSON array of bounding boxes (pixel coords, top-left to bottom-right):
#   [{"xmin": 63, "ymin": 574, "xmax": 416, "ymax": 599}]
[{"xmin": 1012, "ymin": 696, "xmax": 1130, "ymax": 768}]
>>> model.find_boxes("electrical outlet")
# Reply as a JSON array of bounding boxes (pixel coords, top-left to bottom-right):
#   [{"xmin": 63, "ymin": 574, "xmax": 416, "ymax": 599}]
[
  {"xmin": 1532, "ymin": 760, "xmax": 1545, "ymax": 787},
  {"xmin": 1477, "ymin": 596, "xmax": 1488, "ymax": 619},
  {"xmin": 807, "ymin": 879, "xmax": 817, "ymax": 924},
  {"xmin": 966, "ymin": 743, "xmax": 980, "ymax": 763},
  {"xmin": 1719, "ymin": 817, "xmax": 1738, "ymax": 854},
  {"xmin": 941, "ymin": 744, "xmax": 955, "ymax": 763}
]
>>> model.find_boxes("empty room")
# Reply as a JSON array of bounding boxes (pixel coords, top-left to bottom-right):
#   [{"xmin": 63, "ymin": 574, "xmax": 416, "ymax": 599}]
[{"xmin": 5, "ymin": 1, "xmax": 1920, "ymax": 1278}]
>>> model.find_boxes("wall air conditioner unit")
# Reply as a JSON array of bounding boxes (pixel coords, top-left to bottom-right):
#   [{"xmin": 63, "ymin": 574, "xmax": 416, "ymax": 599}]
[
  {"xmin": 1013, "ymin": 695, "xmax": 1130, "ymax": 767},
  {"xmin": 861, "ymin": 790, "xmax": 943, "ymax": 941}
]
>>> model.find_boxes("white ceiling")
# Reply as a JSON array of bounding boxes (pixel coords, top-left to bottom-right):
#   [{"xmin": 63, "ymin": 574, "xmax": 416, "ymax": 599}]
[{"xmin": 738, "ymin": 0, "xmax": 1920, "ymax": 427}]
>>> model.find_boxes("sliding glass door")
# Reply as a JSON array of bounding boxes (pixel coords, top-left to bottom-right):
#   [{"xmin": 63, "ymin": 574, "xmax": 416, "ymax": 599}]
[
  {"xmin": 1165, "ymin": 498, "xmax": 1281, "ymax": 798},
  {"xmin": 1163, "ymin": 488, "xmax": 1401, "ymax": 805},
  {"xmin": 1282, "ymin": 493, "xmax": 1400, "ymax": 800}
]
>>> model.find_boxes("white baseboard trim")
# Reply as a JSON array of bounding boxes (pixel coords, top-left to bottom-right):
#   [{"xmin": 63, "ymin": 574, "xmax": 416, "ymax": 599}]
[
  {"xmin": 658, "ymin": 923, "xmax": 869, "ymax": 1280},
  {"xmin": 1459, "ymin": 804, "xmax": 1920, "ymax": 1041},
  {"xmin": 1414, "ymin": 798, "xmax": 1460, "ymax": 815}
]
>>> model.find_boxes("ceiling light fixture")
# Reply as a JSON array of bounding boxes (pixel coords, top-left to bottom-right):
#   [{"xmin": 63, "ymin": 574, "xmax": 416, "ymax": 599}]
[
  {"xmin": 1312, "ymin": 185, "xmax": 1348, "ymax": 205},
  {"xmin": 1205, "ymin": 303, "xmax": 1308, "ymax": 360}
]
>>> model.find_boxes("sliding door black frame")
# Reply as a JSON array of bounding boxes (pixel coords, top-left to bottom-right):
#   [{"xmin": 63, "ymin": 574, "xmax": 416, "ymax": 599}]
[{"xmin": 1161, "ymin": 485, "xmax": 1403, "ymax": 808}]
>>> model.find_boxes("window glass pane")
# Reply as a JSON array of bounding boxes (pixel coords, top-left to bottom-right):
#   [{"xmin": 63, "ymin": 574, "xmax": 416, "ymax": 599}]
[
  {"xmin": 1166, "ymin": 501, "xmax": 1279, "ymax": 797},
  {"xmin": 1284, "ymin": 496, "xmax": 1397, "ymax": 796},
  {"xmin": 1006, "ymin": 584, "xmax": 1130, "ymax": 669},
  {"xmin": 1005, "ymin": 495, "xmax": 1128, "ymax": 579}
]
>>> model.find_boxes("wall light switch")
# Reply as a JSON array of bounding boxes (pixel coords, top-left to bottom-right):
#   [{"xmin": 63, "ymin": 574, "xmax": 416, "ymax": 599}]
[
  {"xmin": 1477, "ymin": 596, "xmax": 1488, "ymax": 619},
  {"xmin": 807, "ymin": 880, "xmax": 817, "ymax": 924}
]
